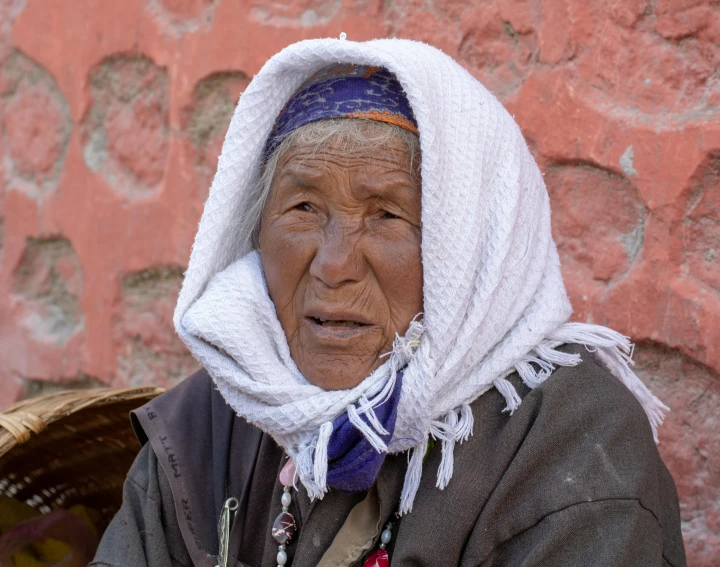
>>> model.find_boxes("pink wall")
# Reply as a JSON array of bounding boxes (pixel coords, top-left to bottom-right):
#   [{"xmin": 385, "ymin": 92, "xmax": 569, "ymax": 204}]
[{"xmin": 0, "ymin": 0, "xmax": 718, "ymax": 562}]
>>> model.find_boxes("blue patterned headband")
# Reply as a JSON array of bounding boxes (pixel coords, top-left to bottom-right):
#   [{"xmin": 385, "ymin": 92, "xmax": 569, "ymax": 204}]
[{"xmin": 263, "ymin": 64, "xmax": 419, "ymax": 162}]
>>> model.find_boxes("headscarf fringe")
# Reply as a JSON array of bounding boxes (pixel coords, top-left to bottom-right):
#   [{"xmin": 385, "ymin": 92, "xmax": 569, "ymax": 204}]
[
  {"xmin": 534, "ymin": 344, "xmax": 581, "ymax": 367},
  {"xmin": 312, "ymin": 421, "xmax": 333, "ymax": 493},
  {"xmin": 293, "ymin": 442, "xmax": 325, "ymax": 500},
  {"xmin": 425, "ymin": 403, "xmax": 475, "ymax": 493},
  {"xmin": 435, "ymin": 409, "xmax": 458, "ymax": 489},
  {"xmin": 494, "ymin": 377, "xmax": 522, "ymax": 414},
  {"xmin": 592, "ymin": 344, "xmax": 668, "ymax": 443},
  {"xmin": 399, "ymin": 436, "xmax": 428, "ymax": 516},
  {"xmin": 457, "ymin": 403, "xmax": 474, "ymax": 442},
  {"xmin": 358, "ymin": 395, "xmax": 390, "ymax": 436},
  {"xmin": 347, "ymin": 404, "xmax": 388, "ymax": 452}
]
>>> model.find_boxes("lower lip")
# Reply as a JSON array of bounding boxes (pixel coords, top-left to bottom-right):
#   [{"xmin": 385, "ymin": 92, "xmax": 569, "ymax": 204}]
[{"xmin": 304, "ymin": 318, "xmax": 374, "ymax": 341}]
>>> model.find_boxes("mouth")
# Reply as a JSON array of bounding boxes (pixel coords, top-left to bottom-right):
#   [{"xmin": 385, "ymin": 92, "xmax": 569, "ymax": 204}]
[
  {"xmin": 303, "ymin": 312, "xmax": 375, "ymax": 342},
  {"xmin": 308, "ymin": 316, "xmax": 368, "ymax": 328}
]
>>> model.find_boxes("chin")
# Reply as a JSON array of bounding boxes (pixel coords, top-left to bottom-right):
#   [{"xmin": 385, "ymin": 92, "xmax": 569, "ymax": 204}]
[{"xmin": 301, "ymin": 360, "xmax": 379, "ymax": 391}]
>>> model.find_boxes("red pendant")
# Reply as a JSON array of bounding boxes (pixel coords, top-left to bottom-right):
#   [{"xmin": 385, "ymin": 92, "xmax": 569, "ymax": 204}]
[{"xmin": 363, "ymin": 548, "xmax": 389, "ymax": 567}]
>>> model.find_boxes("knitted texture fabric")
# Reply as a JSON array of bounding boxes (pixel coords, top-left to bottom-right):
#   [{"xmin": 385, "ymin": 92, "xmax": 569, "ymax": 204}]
[{"xmin": 176, "ymin": 37, "xmax": 668, "ymax": 514}]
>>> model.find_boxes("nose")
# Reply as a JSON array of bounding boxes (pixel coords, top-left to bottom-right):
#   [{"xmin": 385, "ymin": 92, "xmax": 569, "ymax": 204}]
[{"xmin": 309, "ymin": 218, "xmax": 367, "ymax": 287}]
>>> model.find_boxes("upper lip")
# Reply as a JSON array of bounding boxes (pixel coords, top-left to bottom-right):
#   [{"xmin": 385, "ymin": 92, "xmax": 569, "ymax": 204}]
[{"xmin": 305, "ymin": 309, "xmax": 373, "ymax": 326}]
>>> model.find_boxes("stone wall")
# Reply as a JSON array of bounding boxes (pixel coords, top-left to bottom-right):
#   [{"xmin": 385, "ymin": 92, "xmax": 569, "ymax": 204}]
[{"xmin": 0, "ymin": 0, "xmax": 718, "ymax": 562}]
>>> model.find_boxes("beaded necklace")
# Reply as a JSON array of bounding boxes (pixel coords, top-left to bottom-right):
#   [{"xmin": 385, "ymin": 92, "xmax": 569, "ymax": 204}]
[{"xmin": 272, "ymin": 457, "xmax": 396, "ymax": 567}]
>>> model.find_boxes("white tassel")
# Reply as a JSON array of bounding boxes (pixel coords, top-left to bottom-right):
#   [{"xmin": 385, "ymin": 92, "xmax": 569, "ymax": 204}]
[
  {"xmin": 293, "ymin": 443, "xmax": 324, "ymax": 500},
  {"xmin": 313, "ymin": 421, "xmax": 333, "ymax": 493},
  {"xmin": 515, "ymin": 360, "xmax": 544, "ymax": 388},
  {"xmin": 514, "ymin": 340, "xmax": 579, "ymax": 390},
  {"xmin": 456, "ymin": 403, "xmax": 474, "ymax": 442},
  {"xmin": 357, "ymin": 395, "xmax": 390, "ymax": 436},
  {"xmin": 550, "ymin": 322, "xmax": 631, "ymax": 351},
  {"xmin": 515, "ymin": 355, "xmax": 555, "ymax": 388},
  {"xmin": 298, "ymin": 316, "xmax": 424, "ymax": 504},
  {"xmin": 393, "ymin": 317, "xmax": 425, "ymax": 362},
  {"xmin": 593, "ymin": 346, "xmax": 668, "ymax": 443},
  {"xmin": 399, "ymin": 437, "xmax": 428, "ymax": 515},
  {"xmin": 436, "ymin": 410, "xmax": 458, "ymax": 489},
  {"xmin": 379, "ymin": 316, "xmax": 425, "ymax": 365},
  {"xmin": 347, "ymin": 404, "xmax": 388, "ymax": 452},
  {"xmin": 494, "ymin": 377, "xmax": 522, "ymax": 414},
  {"xmin": 361, "ymin": 367, "xmax": 398, "ymax": 410},
  {"xmin": 534, "ymin": 344, "xmax": 582, "ymax": 366}
]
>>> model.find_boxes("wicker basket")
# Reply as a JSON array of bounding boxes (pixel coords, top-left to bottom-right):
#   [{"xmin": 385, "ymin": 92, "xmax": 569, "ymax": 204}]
[{"xmin": 0, "ymin": 387, "xmax": 164, "ymax": 534}]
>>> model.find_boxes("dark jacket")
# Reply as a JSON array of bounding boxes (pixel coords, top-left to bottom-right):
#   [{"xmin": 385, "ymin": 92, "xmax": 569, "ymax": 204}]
[{"xmin": 90, "ymin": 345, "xmax": 686, "ymax": 566}]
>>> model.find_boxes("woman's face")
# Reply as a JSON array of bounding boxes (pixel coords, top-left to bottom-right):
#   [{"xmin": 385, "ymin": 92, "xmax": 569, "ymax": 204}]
[{"xmin": 259, "ymin": 124, "xmax": 423, "ymax": 390}]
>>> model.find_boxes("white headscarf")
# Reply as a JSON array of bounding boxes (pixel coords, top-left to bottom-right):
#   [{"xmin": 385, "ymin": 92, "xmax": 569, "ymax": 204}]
[{"xmin": 176, "ymin": 38, "xmax": 667, "ymax": 514}]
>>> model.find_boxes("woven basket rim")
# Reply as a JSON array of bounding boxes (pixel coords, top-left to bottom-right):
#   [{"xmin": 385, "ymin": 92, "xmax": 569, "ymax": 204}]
[{"xmin": 0, "ymin": 386, "xmax": 165, "ymax": 458}]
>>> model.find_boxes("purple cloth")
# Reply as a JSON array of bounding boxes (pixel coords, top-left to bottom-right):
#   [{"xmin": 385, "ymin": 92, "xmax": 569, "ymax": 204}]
[
  {"xmin": 325, "ymin": 372, "xmax": 403, "ymax": 493},
  {"xmin": 263, "ymin": 64, "xmax": 418, "ymax": 162}
]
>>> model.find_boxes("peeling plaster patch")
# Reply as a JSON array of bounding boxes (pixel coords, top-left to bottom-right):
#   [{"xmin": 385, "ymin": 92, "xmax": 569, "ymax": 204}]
[
  {"xmin": 620, "ymin": 145, "xmax": 636, "ymax": 177},
  {"xmin": 250, "ymin": 0, "xmax": 341, "ymax": 27},
  {"xmin": 83, "ymin": 129, "xmax": 108, "ymax": 173},
  {"xmin": 1, "ymin": 52, "xmax": 73, "ymax": 199},
  {"xmin": 681, "ymin": 152, "xmax": 720, "ymax": 291},
  {"xmin": 13, "ymin": 237, "xmax": 85, "ymax": 345},
  {"xmin": 576, "ymin": 13, "xmax": 720, "ymax": 124},
  {"xmin": 620, "ymin": 218, "xmax": 645, "ymax": 262},
  {"xmin": 145, "ymin": 0, "xmax": 219, "ymax": 37},
  {"xmin": 546, "ymin": 163, "xmax": 646, "ymax": 283},
  {"xmin": 83, "ymin": 55, "xmax": 170, "ymax": 198},
  {"xmin": 185, "ymin": 71, "xmax": 249, "ymax": 190},
  {"xmin": 23, "ymin": 373, "xmax": 105, "ymax": 398},
  {"xmin": 113, "ymin": 265, "xmax": 197, "ymax": 387},
  {"xmin": 458, "ymin": 16, "xmax": 539, "ymax": 101},
  {"xmin": 0, "ymin": 0, "xmax": 26, "ymax": 60}
]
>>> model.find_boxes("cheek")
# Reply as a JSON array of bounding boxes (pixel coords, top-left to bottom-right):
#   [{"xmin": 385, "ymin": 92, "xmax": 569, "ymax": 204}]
[
  {"xmin": 259, "ymin": 219, "xmax": 318, "ymax": 309},
  {"xmin": 367, "ymin": 228, "xmax": 423, "ymax": 325}
]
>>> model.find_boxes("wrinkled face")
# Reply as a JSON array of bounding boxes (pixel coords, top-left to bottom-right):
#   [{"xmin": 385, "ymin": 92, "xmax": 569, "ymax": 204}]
[{"xmin": 259, "ymin": 123, "xmax": 423, "ymax": 390}]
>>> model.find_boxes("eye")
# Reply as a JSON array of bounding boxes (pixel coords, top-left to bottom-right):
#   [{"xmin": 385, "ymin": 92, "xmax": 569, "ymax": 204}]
[
  {"xmin": 382, "ymin": 211, "xmax": 401, "ymax": 220},
  {"xmin": 294, "ymin": 202, "xmax": 313, "ymax": 212}
]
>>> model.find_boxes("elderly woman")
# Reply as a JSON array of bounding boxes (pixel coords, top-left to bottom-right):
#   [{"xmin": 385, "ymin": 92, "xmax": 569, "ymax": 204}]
[{"xmin": 91, "ymin": 39, "xmax": 685, "ymax": 567}]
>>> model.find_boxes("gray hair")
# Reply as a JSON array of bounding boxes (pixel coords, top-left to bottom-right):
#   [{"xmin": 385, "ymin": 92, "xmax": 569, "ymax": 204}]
[{"xmin": 232, "ymin": 118, "xmax": 422, "ymax": 253}]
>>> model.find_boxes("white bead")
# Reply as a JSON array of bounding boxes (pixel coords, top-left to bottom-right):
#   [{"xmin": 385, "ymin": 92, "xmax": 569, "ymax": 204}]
[
  {"xmin": 277, "ymin": 550, "xmax": 287, "ymax": 565},
  {"xmin": 281, "ymin": 492, "xmax": 292, "ymax": 507},
  {"xmin": 381, "ymin": 529, "xmax": 392, "ymax": 544}
]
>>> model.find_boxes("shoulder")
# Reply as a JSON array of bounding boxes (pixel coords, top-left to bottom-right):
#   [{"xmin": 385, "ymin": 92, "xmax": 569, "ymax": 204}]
[
  {"xmin": 131, "ymin": 368, "xmax": 223, "ymax": 444},
  {"xmin": 525, "ymin": 343, "xmax": 657, "ymax": 442},
  {"xmin": 462, "ymin": 342, "xmax": 677, "ymax": 526},
  {"xmin": 452, "ymin": 344, "xmax": 685, "ymax": 566},
  {"xmin": 496, "ymin": 343, "xmax": 664, "ymax": 476},
  {"xmin": 126, "ymin": 368, "xmax": 264, "ymax": 567},
  {"xmin": 464, "ymin": 343, "xmax": 659, "ymax": 458}
]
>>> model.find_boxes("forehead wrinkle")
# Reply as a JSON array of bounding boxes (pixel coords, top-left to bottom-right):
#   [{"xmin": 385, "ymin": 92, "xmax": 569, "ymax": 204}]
[{"xmin": 276, "ymin": 149, "xmax": 417, "ymax": 205}]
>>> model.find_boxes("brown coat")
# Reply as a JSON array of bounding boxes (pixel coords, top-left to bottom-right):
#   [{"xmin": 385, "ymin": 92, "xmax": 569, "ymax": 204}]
[{"xmin": 91, "ymin": 345, "xmax": 686, "ymax": 566}]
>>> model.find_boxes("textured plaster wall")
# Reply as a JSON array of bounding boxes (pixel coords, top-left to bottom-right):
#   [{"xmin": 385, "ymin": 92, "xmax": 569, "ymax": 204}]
[{"xmin": 0, "ymin": 0, "xmax": 718, "ymax": 562}]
